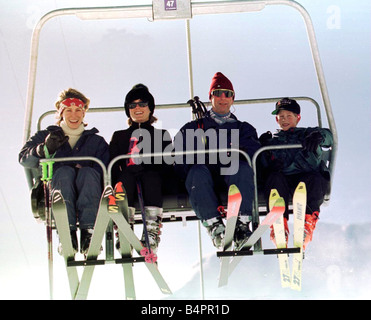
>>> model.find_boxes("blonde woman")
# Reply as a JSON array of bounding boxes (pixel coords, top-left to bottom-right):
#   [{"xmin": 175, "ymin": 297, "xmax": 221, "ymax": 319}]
[{"xmin": 19, "ymin": 88, "xmax": 109, "ymax": 255}]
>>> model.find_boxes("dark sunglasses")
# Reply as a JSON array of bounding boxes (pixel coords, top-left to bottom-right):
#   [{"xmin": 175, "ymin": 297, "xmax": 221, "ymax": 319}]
[
  {"xmin": 128, "ymin": 102, "xmax": 149, "ymax": 109},
  {"xmin": 211, "ymin": 89, "xmax": 234, "ymax": 98}
]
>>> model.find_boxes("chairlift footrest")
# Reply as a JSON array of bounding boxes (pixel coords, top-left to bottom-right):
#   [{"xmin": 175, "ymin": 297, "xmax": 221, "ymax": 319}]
[{"xmin": 217, "ymin": 247, "xmax": 301, "ymax": 258}]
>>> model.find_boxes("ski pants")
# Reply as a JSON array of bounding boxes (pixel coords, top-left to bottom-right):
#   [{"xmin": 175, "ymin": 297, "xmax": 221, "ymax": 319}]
[
  {"xmin": 263, "ymin": 171, "xmax": 329, "ymax": 220},
  {"xmin": 52, "ymin": 166, "xmax": 102, "ymax": 231},
  {"xmin": 116, "ymin": 168, "xmax": 163, "ymax": 208},
  {"xmin": 185, "ymin": 162, "xmax": 254, "ymax": 221}
]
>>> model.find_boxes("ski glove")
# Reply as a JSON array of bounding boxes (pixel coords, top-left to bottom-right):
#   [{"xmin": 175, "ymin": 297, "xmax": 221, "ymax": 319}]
[
  {"xmin": 303, "ymin": 130, "xmax": 323, "ymax": 153},
  {"xmin": 36, "ymin": 130, "xmax": 69, "ymax": 158},
  {"xmin": 259, "ymin": 131, "xmax": 272, "ymax": 146}
]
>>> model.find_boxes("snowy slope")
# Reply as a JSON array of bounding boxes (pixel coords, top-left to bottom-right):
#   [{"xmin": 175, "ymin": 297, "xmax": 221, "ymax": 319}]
[{"xmin": 168, "ymin": 222, "xmax": 371, "ymax": 300}]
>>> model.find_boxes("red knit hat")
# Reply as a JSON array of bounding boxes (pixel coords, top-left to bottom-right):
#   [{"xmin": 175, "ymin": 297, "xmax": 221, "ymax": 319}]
[{"xmin": 209, "ymin": 72, "xmax": 235, "ymax": 99}]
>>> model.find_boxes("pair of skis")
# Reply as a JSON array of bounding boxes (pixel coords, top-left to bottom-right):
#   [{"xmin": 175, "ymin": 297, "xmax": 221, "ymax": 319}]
[
  {"xmin": 271, "ymin": 182, "xmax": 307, "ymax": 291},
  {"xmin": 52, "ymin": 182, "xmax": 171, "ymax": 300},
  {"xmin": 218, "ymin": 183, "xmax": 306, "ymax": 290},
  {"xmin": 218, "ymin": 184, "xmax": 286, "ymax": 287}
]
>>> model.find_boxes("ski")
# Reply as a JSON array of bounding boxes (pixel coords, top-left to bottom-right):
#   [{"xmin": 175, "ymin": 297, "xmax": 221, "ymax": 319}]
[
  {"xmin": 227, "ymin": 197, "xmax": 286, "ymax": 277},
  {"xmin": 270, "ymin": 189, "xmax": 291, "ymax": 288},
  {"xmin": 113, "ymin": 182, "xmax": 136, "ymax": 300},
  {"xmin": 291, "ymin": 182, "xmax": 307, "ymax": 291},
  {"xmin": 52, "ymin": 190, "xmax": 80, "ymax": 299},
  {"xmin": 75, "ymin": 185, "xmax": 113, "ymax": 300},
  {"xmin": 107, "ymin": 192, "xmax": 172, "ymax": 295},
  {"xmin": 218, "ymin": 184, "xmax": 242, "ymax": 287}
]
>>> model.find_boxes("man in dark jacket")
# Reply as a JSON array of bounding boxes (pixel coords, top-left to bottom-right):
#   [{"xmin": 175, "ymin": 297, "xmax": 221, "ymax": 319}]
[
  {"xmin": 174, "ymin": 72, "xmax": 261, "ymax": 249},
  {"xmin": 259, "ymin": 97, "xmax": 333, "ymax": 250},
  {"xmin": 19, "ymin": 88, "xmax": 109, "ymax": 255}
]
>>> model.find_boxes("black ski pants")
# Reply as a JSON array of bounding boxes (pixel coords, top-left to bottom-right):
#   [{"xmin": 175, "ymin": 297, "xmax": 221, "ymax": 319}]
[
  {"xmin": 116, "ymin": 168, "xmax": 163, "ymax": 208},
  {"xmin": 263, "ymin": 171, "xmax": 329, "ymax": 220}
]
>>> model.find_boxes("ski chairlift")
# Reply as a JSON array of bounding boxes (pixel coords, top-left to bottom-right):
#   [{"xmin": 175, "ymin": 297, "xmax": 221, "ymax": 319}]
[
  {"xmin": 23, "ymin": 0, "xmax": 337, "ymax": 299},
  {"xmin": 29, "ymin": 96, "xmax": 333, "ymax": 299}
]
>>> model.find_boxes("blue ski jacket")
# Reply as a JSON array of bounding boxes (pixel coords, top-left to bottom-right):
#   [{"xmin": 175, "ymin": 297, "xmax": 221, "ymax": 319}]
[{"xmin": 173, "ymin": 111, "xmax": 261, "ymax": 178}]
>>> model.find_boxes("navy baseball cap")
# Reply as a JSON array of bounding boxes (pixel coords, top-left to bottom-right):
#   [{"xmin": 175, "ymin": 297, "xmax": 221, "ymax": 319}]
[{"xmin": 272, "ymin": 98, "xmax": 301, "ymax": 115}]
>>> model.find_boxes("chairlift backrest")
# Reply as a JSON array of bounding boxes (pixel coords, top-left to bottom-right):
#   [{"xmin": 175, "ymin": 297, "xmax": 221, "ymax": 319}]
[{"xmin": 24, "ymin": 0, "xmax": 337, "ymax": 220}]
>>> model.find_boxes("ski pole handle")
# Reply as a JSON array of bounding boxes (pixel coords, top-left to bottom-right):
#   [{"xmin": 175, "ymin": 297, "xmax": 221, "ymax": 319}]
[
  {"xmin": 41, "ymin": 160, "xmax": 55, "ymax": 182},
  {"xmin": 41, "ymin": 162, "xmax": 49, "ymax": 182},
  {"xmin": 41, "ymin": 144, "xmax": 55, "ymax": 182},
  {"xmin": 47, "ymin": 160, "xmax": 54, "ymax": 180}
]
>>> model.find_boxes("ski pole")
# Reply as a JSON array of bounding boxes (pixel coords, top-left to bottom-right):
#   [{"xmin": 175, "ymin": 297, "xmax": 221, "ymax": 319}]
[{"xmin": 40, "ymin": 147, "xmax": 55, "ymax": 300}]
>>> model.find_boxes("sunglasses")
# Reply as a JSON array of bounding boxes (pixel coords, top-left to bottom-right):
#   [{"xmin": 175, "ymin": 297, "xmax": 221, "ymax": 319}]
[
  {"xmin": 211, "ymin": 89, "xmax": 234, "ymax": 98},
  {"xmin": 128, "ymin": 102, "xmax": 149, "ymax": 109}
]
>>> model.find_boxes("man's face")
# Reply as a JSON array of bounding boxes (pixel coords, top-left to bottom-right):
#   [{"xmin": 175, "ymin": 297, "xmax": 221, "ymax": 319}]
[{"xmin": 210, "ymin": 89, "xmax": 234, "ymax": 114}]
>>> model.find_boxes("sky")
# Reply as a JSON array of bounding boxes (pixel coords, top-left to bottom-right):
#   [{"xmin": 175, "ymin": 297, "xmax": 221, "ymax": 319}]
[{"xmin": 0, "ymin": 0, "xmax": 370, "ymax": 300}]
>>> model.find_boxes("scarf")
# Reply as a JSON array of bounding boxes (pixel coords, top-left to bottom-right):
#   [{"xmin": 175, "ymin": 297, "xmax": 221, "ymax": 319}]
[
  {"xmin": 209, "ymin": 109, "xmax": 236, "ymax": 125},
  {"xmin": 60, "ymin": 121, "xmax": 85, "ymax": 149}
]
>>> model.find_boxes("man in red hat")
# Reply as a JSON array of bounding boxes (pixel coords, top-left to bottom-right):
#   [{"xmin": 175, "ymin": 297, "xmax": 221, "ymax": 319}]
[{"xmin": 174, "ymin": 72, "xmax": 261, "ymax": 249}]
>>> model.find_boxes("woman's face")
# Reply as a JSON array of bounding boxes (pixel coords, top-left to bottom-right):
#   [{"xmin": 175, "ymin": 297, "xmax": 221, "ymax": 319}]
[
  {"xmin": 129, "ymin": 99, "xmax": 151, "ymax": 123},
  {"xmin": 62, "ymin": 105, "xmax": 85, "ymax": 129}
]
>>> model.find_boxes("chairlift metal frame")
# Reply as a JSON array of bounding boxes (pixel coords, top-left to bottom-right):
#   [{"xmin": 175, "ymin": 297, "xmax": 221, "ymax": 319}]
[{"xmin": 22, "ymin": 0, "xmax": 337, "ymax": 300}]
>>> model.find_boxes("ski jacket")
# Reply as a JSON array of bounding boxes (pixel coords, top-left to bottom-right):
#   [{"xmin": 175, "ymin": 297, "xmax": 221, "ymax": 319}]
[
  {"xmin": 260, "ymin": 126, "xmax": 333, "ymax": 177},
  {"xmin": 19, "ymin": 125, "xmax": 109, "ymax": 175},
  {"xmin": 109, "ymin": 120, "xmax": 172, "ymax": 184},
  {"xmin": 174, "ymin": 111, "xmax": 261, "ymax": 178}
]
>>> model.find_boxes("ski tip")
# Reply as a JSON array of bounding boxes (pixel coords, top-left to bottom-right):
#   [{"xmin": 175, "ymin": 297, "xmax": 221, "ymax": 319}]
[
  {"xmin": 228, "ymin": 184, "xmax": 240, "ymax": 195},
  {"xmin": 296, "ymin": 181, "xmax": 307, "ymax": 192},
  {"xmin": 272, "ymin": 197, "xmax": 285, "ymax": 209},
  {"xmin": 52, "ymin": 189, "xmax": 63, "ymax": 198},
  {"xmin": 269, "ymin": 189, "xmax": 280, "ymax": 199},
  {"xmin": 108, "ymin": 195, "xmax": 117, "ymax": 205},
  {"xmin": 103, "ymin": 185, "xmax": 114, "ymax": 197},
  {"xmin": 115, "ymin": 181, "xmax": 124, "ymax": 193}
]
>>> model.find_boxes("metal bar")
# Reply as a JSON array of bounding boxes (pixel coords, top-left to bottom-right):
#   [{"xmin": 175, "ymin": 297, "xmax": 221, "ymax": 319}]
[
  {"xmin": 250, "ymin": 144, "xmax": 302, "ymax": 251},
  {"xmin": 39, "ymin": 156, "xmax": 109, "ymax": 186},
  {"xmin": 36, "ymin": 96, "xmax": 322, "ymax": 131},
  {"xmin": 24, "ymin": 1, "xmax": 333, "ymax": 143},
  {"xmin": 107, "ymin": 148, "xmax": 252, "ymax": 184},
  {"xmin": 197, "ymin": 221, "xmax": 205, "ymax": 300},
  {"xmin": 265, "ymin": 0, "xmax": 338, "ymax": 188},
  {"xmin": 216, "ymin": 247, "xmax": 301, "ymax": 257},
  {"xmin": 67, "ymin": 257, "xmax": 145, "ymax": 267}
]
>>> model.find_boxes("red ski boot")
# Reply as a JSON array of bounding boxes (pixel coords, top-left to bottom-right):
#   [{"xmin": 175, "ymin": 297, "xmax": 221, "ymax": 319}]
[{"xmin": 303, "ymin": 211, "xmax": 319, "ymax": 250}]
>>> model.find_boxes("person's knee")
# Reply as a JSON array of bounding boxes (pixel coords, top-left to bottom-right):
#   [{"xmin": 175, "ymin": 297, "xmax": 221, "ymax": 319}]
[{"xmin": 52, "ymin": 166, "xmax": 76, "ymax": 188}]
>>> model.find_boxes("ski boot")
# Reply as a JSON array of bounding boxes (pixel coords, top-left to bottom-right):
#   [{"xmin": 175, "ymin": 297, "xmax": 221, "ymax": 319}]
[
  {"xmin": 234, "ymin": 216, "xmax": 252, "ymax": 249},
  {"xmin": 80, "ymin": 228, "xmax": 94, "ymax": 255},
  {"xmin": 57, "ymin": 230, "xmax": 78, "ymax": 256},
  {"xmin": 115, "ymin": 206, "xmax": 136, "ymax": 250},
  {"xmin": 269, "ymin": 217, "xmax": 289, "ymax": 247},
  {"xmin": 141, "ymin": 206, "xmax": 163, "ymax": 254},
  {"xmin": 202, "ymin": 217, "xmax": 225, "ymax": 250},
  {"xmin": 303, "ymin": 211, "xmax": 319, "ymax": 250}
]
